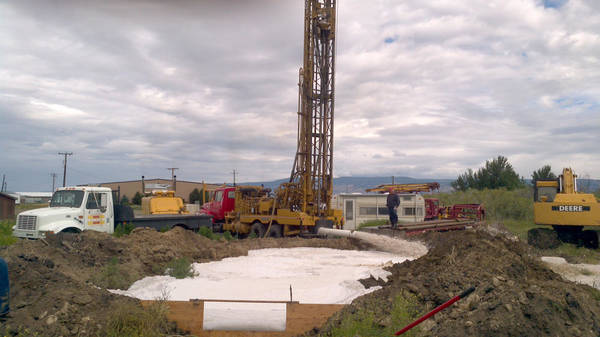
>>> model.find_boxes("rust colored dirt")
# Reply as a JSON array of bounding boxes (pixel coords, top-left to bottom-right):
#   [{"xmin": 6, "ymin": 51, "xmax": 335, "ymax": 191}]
[
  {"xmin": 312, "ymin": 228, "xmax": 600, "ymax": 337},
  {"xmin": 0, "ymin": 228, "xmax": 364, "ymax": 336}
]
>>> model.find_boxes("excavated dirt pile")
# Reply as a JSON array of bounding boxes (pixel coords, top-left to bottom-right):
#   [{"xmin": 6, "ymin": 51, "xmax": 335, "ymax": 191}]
[
  {"xmin": 0, "ymin": 228, "xmax": 364, "ymax": 336},
  {"xmin": 315, "ymin": 230, "xmax": 600, "ymax": 337}
]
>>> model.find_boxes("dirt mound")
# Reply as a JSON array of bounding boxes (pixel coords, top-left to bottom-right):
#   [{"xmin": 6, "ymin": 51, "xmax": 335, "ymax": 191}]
[
  {"xmin": 313, "ymin": 229, "xmax": 600, "ymax": 336},
  {"xmin": 0, "ymin": 228, "xmax": 364, "ymax": 336}
]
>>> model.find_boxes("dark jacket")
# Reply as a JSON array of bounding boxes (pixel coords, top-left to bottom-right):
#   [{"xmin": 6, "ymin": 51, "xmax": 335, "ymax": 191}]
[
  {"xmin": 386, "ymin": 192, "xmax": 400, "ymax": 208},
  {"xmin": 0, "ymin": 257, "xmax": 8, "ymax": 316}
]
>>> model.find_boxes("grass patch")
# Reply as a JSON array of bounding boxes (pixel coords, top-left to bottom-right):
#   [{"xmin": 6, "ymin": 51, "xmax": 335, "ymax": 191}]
[
  {"xmin": 543, "ymin": 244, "xmax": 600, "ymax": 264},
  {"xmin": 113, "ymin": 222, "xmax": 135, "ymax": 238},
  {"xmin": 357, "ymin": 219, "xmax": 389, "ymax": 230},
  {"xmin": 222, "ymin": 230, "xmax": 235, "ymax": 241},
  {"xmin": 91, "ymin": 257, "xmax": 134, "ymax": 289},
  {"xmin": 103, "ymin": 301, "xmax": 174, "ymax": 337},
  {"xmin": 198, "ymin": 226, "xmax": 215, "ymax": 239},
  {"xmin": 329, "ymin": 291, "xmax": 421, "ymax": 337},
  {"xmin": 501, "ymin": 219, "xmax": 540, "ymax": 241},
  {"xmin": 0, "ymin": 220, "xmax": 17, "ymax": 247},
  {"xmin": 166, "ymin": 257, "xmax": 195, "ymax": 279},
  {"xmin": 426, "ymin": 187, "xmax": 533, "ymax": 222}
]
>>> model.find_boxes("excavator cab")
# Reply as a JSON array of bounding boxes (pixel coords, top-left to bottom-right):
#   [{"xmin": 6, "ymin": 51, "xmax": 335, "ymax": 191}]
[{"xmin": 534, "ymin": 180, "xmax": 559, "ymax": 202}]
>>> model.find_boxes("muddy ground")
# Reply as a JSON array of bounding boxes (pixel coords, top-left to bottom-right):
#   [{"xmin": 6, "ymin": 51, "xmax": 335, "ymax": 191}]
[
  {"xmin": 312, "ymin": 226, "xmax": 600, "ymax": 337},
  {"xmin": 3, "ymin": 225, "xmax": 600, "ymax": 336},
  {"xmin": 0, "ymin": 228, "xmax": 366, "ymax": 336}
]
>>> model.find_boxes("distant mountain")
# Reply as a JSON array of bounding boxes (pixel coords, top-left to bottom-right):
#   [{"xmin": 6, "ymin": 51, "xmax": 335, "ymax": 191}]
[{"xmin": 243, "ymin": 176, "xmax": 600, "ymax": 194}]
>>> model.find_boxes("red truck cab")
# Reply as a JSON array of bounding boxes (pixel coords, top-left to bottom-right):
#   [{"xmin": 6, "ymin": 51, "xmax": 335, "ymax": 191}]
[{"xmin": 200, "ymin": 187, "xmax": 236, "ymax": 228}]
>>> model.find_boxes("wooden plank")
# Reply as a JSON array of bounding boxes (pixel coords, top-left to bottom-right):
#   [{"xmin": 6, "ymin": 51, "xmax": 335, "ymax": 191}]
[{"xmin": 142, "ymin": 300, "xmax": 345, "ymax": 337}]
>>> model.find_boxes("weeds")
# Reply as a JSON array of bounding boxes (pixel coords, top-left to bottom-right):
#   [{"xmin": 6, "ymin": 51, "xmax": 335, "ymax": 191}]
[
  {"xmin": 103, "ymin": 301, "xmax": 173, "ymax": 337},
  {"xmin": 329, "ymin": 291, "xmax": 421, "ymax": 337},
  {"xmin": 358, "ymin": 219, "xmax": 389, "ymax": 230},
  {"xmin": 113, "ymin": 222, "xmax": 135, "ymax": 238},
  {"xmin": 91, "ymin": 257, "xmax": 133, "ymax": 289},
  {"xmin": 222, "ymin": 231, "xmax": 234, "ymax": 241},
  {"xmin": 198, "ymin": 226, "xmax": 215, "ymax": 239},
  {"xmin": 0, "ymin": 220, "xmax": 17, "ymax": 247},
  {"xmin": 165, "ymin": 258, "xmax": 195, "ymax": 279},
  {"xmin": 428, "ymin": 187, "xmax": 533, "ymax": 222}
]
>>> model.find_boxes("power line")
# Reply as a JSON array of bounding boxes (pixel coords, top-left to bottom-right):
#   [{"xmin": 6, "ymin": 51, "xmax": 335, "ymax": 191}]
[{"xmin": 58, "ymin": 152, "xmax": 73, "ymax": 187}]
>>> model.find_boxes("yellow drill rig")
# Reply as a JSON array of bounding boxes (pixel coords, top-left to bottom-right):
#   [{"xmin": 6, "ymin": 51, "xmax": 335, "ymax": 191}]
[
  {"xmin": 222, "ymin": 0, "xmax": 343, "ymax": 237},
  {"xmin": 529, "ymin": 167, "xmax": 600, "ymax": 248}
]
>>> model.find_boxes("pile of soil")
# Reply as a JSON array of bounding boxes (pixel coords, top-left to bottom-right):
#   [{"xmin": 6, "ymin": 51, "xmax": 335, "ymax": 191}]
[
  {"xmin": 314, "ymin": 229, "xmax": 600, "ymax": 336},
  {"xmin": 0, "ymin": 228, "xmax": 365, "ymax": 336}
]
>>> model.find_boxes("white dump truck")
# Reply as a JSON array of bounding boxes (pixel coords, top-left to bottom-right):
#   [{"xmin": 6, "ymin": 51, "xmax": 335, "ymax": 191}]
[{"xmin": 13, "ymin": 186, "xmax": 212, "ymax": 239}]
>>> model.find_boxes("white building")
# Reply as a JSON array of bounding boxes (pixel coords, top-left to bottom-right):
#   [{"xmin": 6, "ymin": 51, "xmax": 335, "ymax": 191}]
[
  {"xmin": 15, "ymin": 192, "xmax": 53, "ymax": 204},
  {"xmin": 332, "ymin": 193, "xmax": 425, "ymax": 230}
]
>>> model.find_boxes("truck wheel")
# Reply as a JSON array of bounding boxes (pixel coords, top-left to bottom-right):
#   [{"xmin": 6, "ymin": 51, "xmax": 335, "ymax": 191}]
[
  {"xmin": 581, "ymin": 230, "xmax": 599, "ymax": 249},
  {"xmin": 250, "ymin": 222, "xmax": 265, "ymax": 238},
  {"xmin": 527, "ymin": 228, "xmax": 560, "ymax": 249},
  {"xmin": 267, "ymin": 224, "xmax": 283, "ymax": 238}
]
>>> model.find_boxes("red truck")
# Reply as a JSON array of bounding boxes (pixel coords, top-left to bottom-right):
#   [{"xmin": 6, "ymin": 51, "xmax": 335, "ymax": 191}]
[{"xmin": 200, "ymin": 186, "xmax": 236, "ymax": 232}]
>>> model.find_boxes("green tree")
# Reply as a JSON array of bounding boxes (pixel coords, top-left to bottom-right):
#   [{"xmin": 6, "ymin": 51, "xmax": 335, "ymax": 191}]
[
  {"xmin": 189, "ymin": 188, "xmax": 210, "ymax": 204},
  {"xmin": 120, "ymin": 195, "xmax": 130, "ymax": 206},
  {"xmin": 189, "ymin": 188, "xmax": 201, "ymax": 204},
  {"xmin": 131, "ymin": 191, "xmax": 143, "ymax": 205},
  {"xmin": 452, "ymin": 156, "xmax": 524, "ymax": 191},
  {"xmin": 531, "ymin": 165, "xmax": 556, "ymax": 184}
]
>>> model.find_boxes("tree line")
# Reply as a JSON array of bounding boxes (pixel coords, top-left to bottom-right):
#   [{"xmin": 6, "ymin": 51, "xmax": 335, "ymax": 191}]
[{"xmin": 451, "ymin": 156, "xmax": 558, "ymax": 191}]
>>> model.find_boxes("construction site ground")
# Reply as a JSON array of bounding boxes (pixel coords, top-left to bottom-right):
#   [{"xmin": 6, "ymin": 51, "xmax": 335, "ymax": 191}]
[{"xmin": 2, "ymin": 224, "xmax": 600, "ymax": 336}]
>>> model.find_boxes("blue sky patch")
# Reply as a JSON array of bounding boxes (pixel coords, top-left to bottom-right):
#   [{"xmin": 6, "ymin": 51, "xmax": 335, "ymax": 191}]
[{"xmin": 543, "ymin": 0, "xmax": 568, "ymax": 9}]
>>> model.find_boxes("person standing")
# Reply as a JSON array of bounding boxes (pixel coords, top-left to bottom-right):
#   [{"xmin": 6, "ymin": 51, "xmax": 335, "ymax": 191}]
[
  {"xmin": 386, "ymin": 188, "xmax": 400, "ymax": 229},
  {"xmin": 0, "ymin": 257, "xmax": 8, "ymax": 318}
]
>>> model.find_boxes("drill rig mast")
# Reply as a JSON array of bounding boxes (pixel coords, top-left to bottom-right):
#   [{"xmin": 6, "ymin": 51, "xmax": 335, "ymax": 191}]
[
  {"xmin": 223, "ymin": 0, "xmax": 342, "ymax": 237},
  {"xmin": 281, "ymin": 0, "xmax": 337, "ymax": 217}
]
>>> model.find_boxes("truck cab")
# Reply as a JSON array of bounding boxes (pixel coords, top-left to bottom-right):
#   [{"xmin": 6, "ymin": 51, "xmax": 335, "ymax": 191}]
[
  {"xmin": 13, "ymin": 186, "xmax": 114, "ymax": 239},
  {"xmin": 200, "ymin": 187, "xmax": 236, "ymax": 228}
]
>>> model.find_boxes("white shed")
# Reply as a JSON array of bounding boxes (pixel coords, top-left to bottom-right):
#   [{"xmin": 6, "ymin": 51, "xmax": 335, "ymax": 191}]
[{"xmin": 332, "ymin": 193, "xmax": 425, "ymax": 230}]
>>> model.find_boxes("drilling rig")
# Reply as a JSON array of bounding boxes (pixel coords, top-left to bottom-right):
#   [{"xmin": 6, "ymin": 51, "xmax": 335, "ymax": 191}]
[{"xmin": 218, "ymin": 0, "xmax": 343, "ymax": 237}]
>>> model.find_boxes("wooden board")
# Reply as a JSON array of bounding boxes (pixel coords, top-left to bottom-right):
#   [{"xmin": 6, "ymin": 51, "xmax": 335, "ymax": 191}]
[{"xmin": 141, "ymin": 300, "xmax": 345, "ymax": 337}]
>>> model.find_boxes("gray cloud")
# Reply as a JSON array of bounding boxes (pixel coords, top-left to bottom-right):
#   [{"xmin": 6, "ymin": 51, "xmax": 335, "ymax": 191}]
[{"xmin": 1, "ymin": 0, "xmax": 599, "ymax": 191}]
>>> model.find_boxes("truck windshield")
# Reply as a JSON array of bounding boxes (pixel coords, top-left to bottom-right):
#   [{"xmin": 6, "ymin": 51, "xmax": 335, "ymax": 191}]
[{"xmin": 50, "ymin": 190, "xmax": 84, "ymax": 208}]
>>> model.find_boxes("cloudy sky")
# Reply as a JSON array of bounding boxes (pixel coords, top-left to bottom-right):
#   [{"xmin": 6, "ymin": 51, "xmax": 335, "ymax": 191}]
[{"xmin": 1, "ymin": 0, "xmax": 599, "ymax": 192}]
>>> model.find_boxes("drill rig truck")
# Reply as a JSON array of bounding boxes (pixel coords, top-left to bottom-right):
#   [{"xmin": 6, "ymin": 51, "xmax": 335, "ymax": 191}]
[
  {"xmin": 203, "ymin": 0, "xmax": 343, "ymax": 237},
  {"xmin": 529, "ymin": 167, "xmax": 600, "ymax": 248}
]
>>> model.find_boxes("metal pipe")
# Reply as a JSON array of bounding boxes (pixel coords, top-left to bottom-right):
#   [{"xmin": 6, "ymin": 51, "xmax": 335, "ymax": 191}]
[
  {"xmin": 394, "ymin": 286, "xmax": 475, "ymax": 335},
  {"xmin": 317, "ymin": 227, "xmax": 376, "ymax": 241}
]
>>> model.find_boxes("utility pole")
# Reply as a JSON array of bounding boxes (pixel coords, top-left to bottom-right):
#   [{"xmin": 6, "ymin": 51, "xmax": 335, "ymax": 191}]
[
  {"xmin": 167, "ymin": 168, "xmax": 178, "ymax": 190},
  {"xmin": 1, "ymin": 174, "xmax": 5, "ymax": 192},
  {"xmin": 58, "ymin": 152, "xmax": 73, "ymax": 187},
  {"xmin": 50, "ymin": 173, "xmax": 57, "ymax": 192},
  {"xmin": 232, "ymin": 169, "xmax": 237, "ymax": 186},
  {"xmin": 392, "ymin": 176, "xmax": 395, "ymax": 185}
]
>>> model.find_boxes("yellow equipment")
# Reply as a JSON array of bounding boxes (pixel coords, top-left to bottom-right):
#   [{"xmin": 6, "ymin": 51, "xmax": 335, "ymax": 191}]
[
  {"xmin": 224, "ymin": 0, "xmax": 343, "ymax": 237},
  {"xmin": 531, "ymin": 168, "xmax": 600, "ymax": 248},
  {"xmin": 366, "ymin": 182, "xmax": 440, "ymax": 194},
  {"xmin": 141, "ymin": 191, "xmax": 189, "ymax": 215}
]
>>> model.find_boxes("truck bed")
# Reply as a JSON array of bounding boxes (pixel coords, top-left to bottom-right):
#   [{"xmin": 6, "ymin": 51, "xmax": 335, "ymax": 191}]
[{"xmin": 114, "ymin": 205, "xmax": 212, "ymax": 231}]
